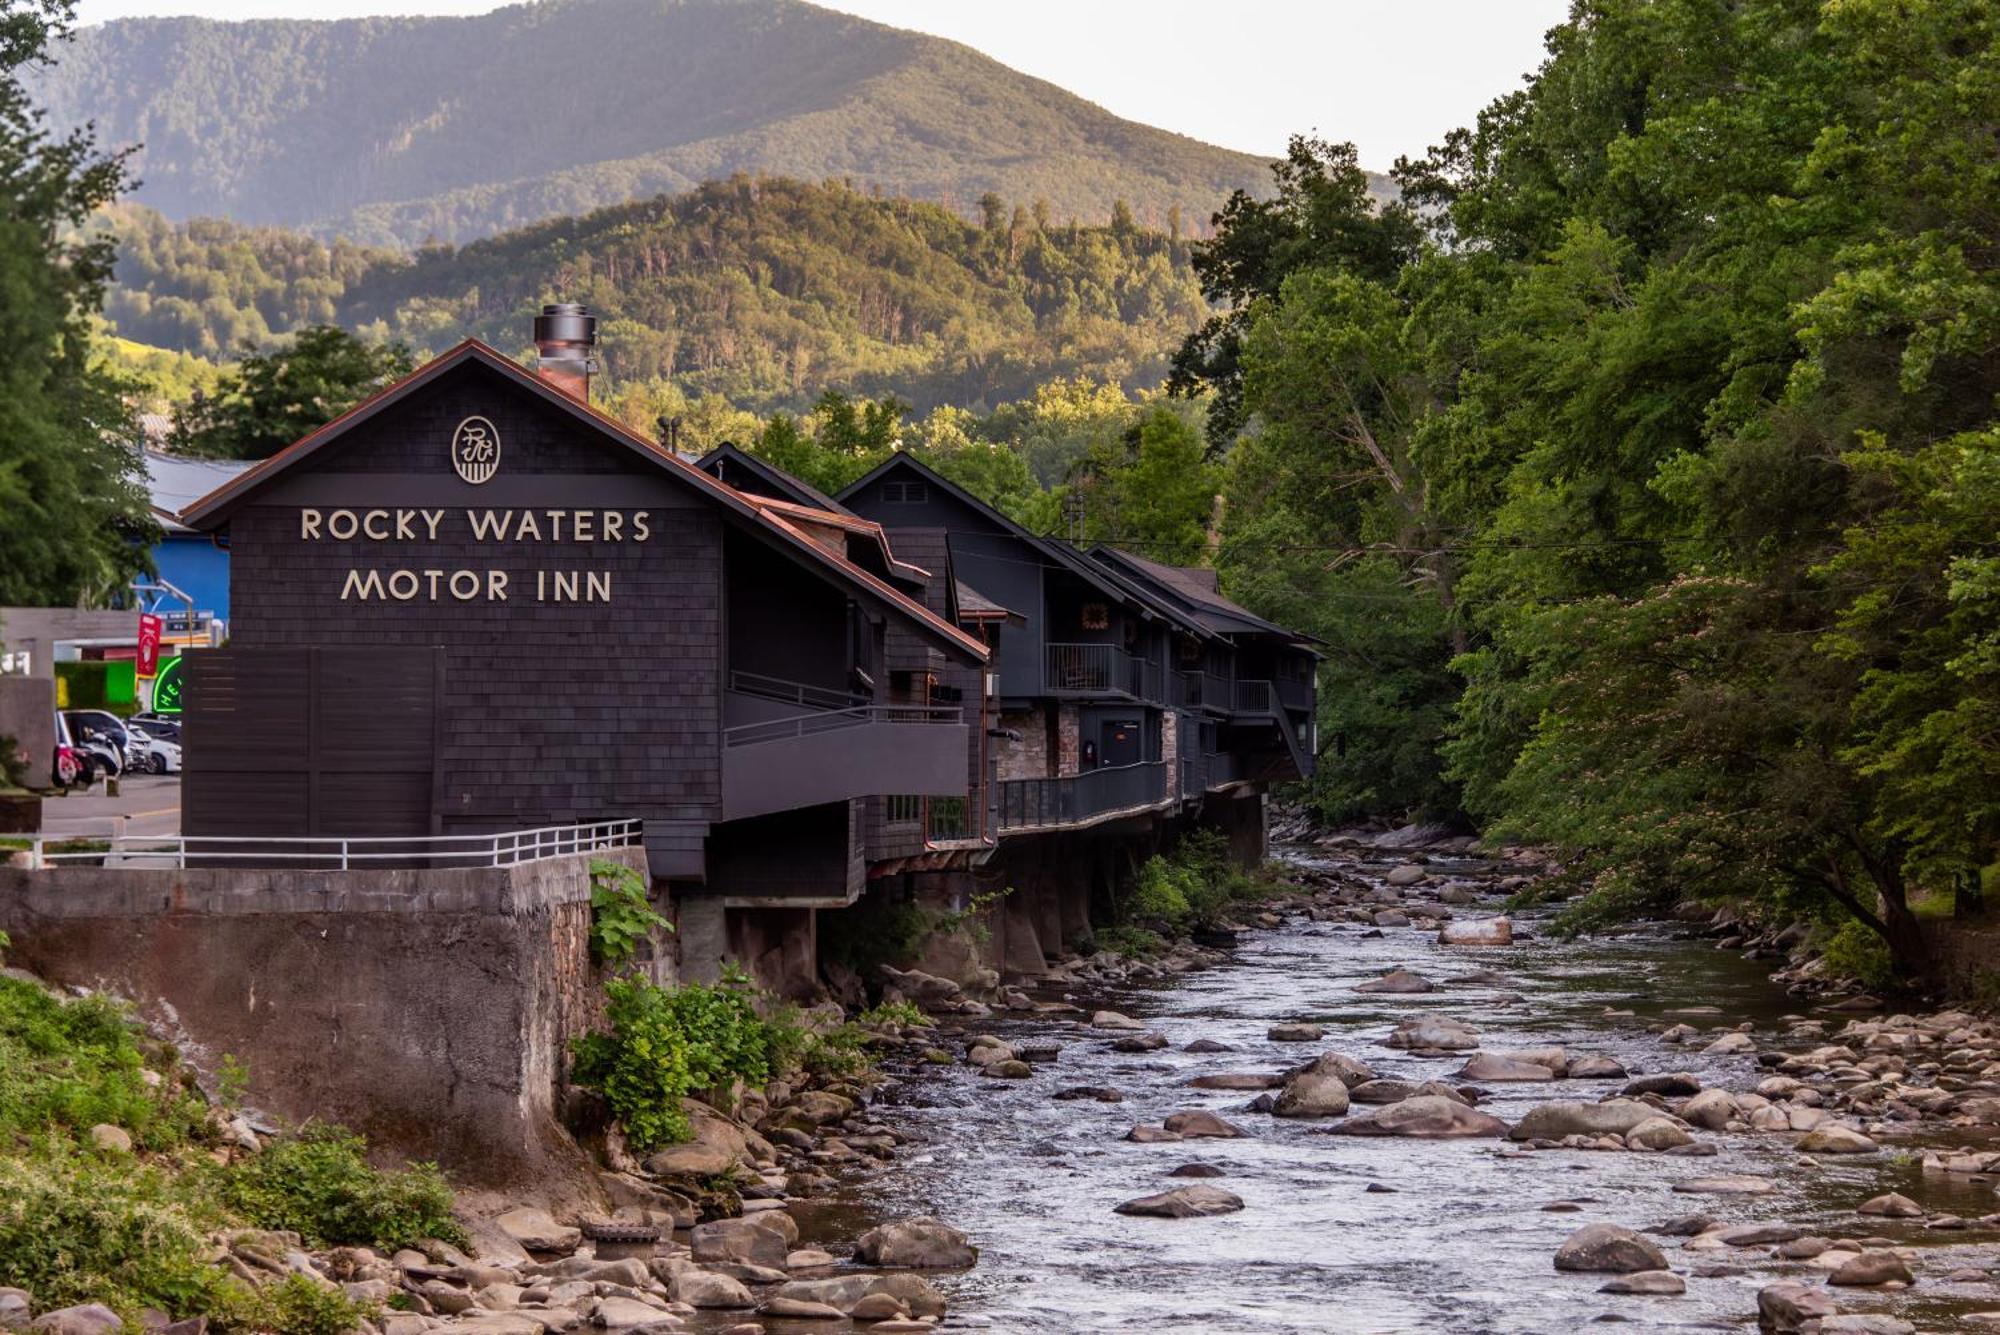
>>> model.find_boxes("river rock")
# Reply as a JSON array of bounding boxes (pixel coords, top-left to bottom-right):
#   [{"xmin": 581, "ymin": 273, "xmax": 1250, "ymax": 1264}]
[
  {"xmin": 1439, "ymin": 918, "xmax": 1512, "ymax": 946},
  {"xmin": 1598, "ymin": 1270, "xmax": 1686, "ymax": 1295},
  {"xmin": 691, "ymin": 1218, "xmax": 789, "ymax": 1270},
  {"xmin": 1296, "ymin": 1051, "xmax": 1378, "ymax": 1087},
  {"xmin": 979, "ymin": 1059, "xmax": 1033, "ymax": 1079},
  {"xmin": 1678, "ymin": 1088, "xmax": 1736, "ymax": 1130},
  {"xmin": 1092, "ymin": 1011, "xmax": 1148, "ymax": 1031},
  {"xmin": 1354, "ymin": 969, "xmax": 1436, "ymax": 994},
  {"xmin": 853, "ymin": 1218, "xmax": 977, "ymax": 1269},
  {"xmin": 759, "ymin": 1296, "xmax": 846, "ymax": 1319},
  {"xmin": 1553, "ymin": 1224, "xmax": 1668, "ymax": 1273},
  {"xmin": 1715, "ymin": 1223, "xmax": 1804, "ymax": 1247},
  {"xmin": 1817, "ymin": 1319, "xmax": 1915, "ymax": 1334},
  {"xmin": 28, "ymin": 1307, "xmax": 122, "ymax": 1335},
  {"xmin": 1857, "ymin": 1192, "xmax": 1922, "ymax": 1219},
  {"xmin": 1112, "ymin": 1032, "xmax": 1169, "ymax": 1052},
  {"xmin": 1349, "ymin": 1079, "xmax": 1420, "ymax": 1104},
  {"xmin": 1625, "ymin": 1117, "xmax": 1695, "ymax": 1151},
  {"xmin": 1163, "ymin": 1110, "xmax": 1245, "ymax": 1139},
  {"xmin": 642, "ymin": 1142, "xmax": 736, "ymax": 1178},
  {"xmin": 1190, "ymin": 1073, "xmax": 1283, "ymax": 1091},
  {"xmin": 1796, "ymin": 1126, "xmax": 1877, "ymax": 1154},
  {"xmin": 1704, "ymin": 1031, "xmax": 1756, "ymax": 1055},
  {"xmin": 87, "ymin": 1124, "xmax": 131, "ymax": 1154},
  {"xmin": 1757, "ymin": 1282, "xmax": 1838, "ymax": 1332},
  {"xmin": 848, "ymin": 1293, "xmax": 911, "ymax": 1321},
  {"xmin": 1672, "ymin": 1175, "xmax": 1777, "ymax": 1196},
  {"xmin": 1327, "ymin": 1095, "xmax": 1508, "ymax": 1138},
  {"xmin": 1273, "ymin": 1068, "xmax": 1350, "ymax": 1118},
  {"xmin": 1456, "ymin": 1052, "xmax": 1560, "ymax": 1082},
  {"xmin": 1386, "ymin": 1015, "xmax": 1480, "ymax": 1051},
  {"xmin": 673, "ymin": 1269, "xmax": 754, "ymax": 1309},
  {"xmin": 1509, "ymin": 1100, "xmax": 1662, "ymax": 1141},
  {"xmin": 1185, "ymin": 1038, "xmax": 1234, "ymax": 1053},
  {"xmin": 1268, "ymin": 1023, "xmax": 1323, "ymax": 1042},
  {"xmin": 1373, "ymin": 910, "xmax": 1411, "ymax": 927},
  {"xmin": 1385, "ymin": 864, "xmax": 1427, "ymax": 886},
  {"xmin": 0, "ymin": 1290, "xmax": 30, "ymax": 1330},
  {"xmin": 1125, "ymin": 1125, "xmax": 1183, "ymax": 1143},
  {"xmin": 1052, "ymin": 1085, "xmax": 1125, "ymax": 1102},
  {"xmin": 1567, "ymin": 1055, "xmax": 1628, "ymax": 1079},
  {"xmin": 495, "ymin": 1208, "xmax": 581, "ymax": 1254},
  {"xmin": 1622, "ymin": 1072, "xmax": 1702, "ymax": 1097},
  {"xmin": 770, "ymin": 1275, "xmax": 945, "ymax": 1319},
  {"xmin": 1114, "ymin": 1185, "xmax": 1244, "ymax": 1218},
  {"xmin": 1828, "ymin": 1250, "xmax": 1912, "ymax": 1286},
  {"xmin": 1169, "ymin": 1163, "xmax": 1225, "ymax": 1178}
]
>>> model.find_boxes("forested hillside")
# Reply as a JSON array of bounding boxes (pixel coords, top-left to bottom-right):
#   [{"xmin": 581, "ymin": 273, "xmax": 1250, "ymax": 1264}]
[
  {"xmin": 28, "ymin": 0, "xmax": 1310, "ymax": 247},
  {"xmin": 1195, "ymin": 3, "xmax": 2000, "ymax": 986},
  {"xmin": 104, "ymin": 178, "xmax": 1208, "ymax": 412}
]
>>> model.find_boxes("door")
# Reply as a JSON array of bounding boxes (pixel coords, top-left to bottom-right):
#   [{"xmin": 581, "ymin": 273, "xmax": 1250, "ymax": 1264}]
[{"xmin": 1099, "ymin": 717, "xmax": 1142, "ymax": 767}]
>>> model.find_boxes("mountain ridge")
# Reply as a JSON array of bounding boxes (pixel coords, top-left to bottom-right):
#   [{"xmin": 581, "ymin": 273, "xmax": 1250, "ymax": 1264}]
[{"xmin": 30, "ymin": 0, "xmax": 1323, "ymax": 248}]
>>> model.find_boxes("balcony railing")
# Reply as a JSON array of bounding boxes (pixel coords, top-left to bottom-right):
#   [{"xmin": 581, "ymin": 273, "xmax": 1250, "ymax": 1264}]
[
  {"xmin": 729, "ymin": 669, "xmax": 864, "ymax": 711},
  {"xmin": 997, "ymin": 760, "xmax": 1168, "ymax": 832},
  {"xmin": 724, "ymin": 703, "xmax": 960, "ymax": 747},
  {"xmin": 1234, "ymin": 678, "xmax": 1275, "ymax": 714},
  {"xmin": 1044, "ymin": 643, "xmax": 1162, "ymax": 701},
  {"xmin": 1173, "ymin": 669, "xmax": 1230, "ymax": 712},
  {"xmin": 14, "ymin": 819, "xmax": 643, "ymax": 871}
]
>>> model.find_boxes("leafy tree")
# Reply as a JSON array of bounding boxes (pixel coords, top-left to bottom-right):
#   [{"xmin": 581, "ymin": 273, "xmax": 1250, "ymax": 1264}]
[
  {"xmin": 0, "ymin": 0, "xmax": 152, "ymax": 606},
  {"xmin": 168, "ymin": 325, "xmax": 413, "ymax": 460}
]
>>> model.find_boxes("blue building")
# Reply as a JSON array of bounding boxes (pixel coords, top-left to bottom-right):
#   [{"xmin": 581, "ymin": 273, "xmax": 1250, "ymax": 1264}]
[{"xmin": 142, "ymin": 451, "xmax": 251, "ymax": 627}]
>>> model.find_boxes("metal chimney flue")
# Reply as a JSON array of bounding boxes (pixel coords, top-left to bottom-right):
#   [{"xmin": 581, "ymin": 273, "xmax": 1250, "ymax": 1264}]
[{"xmin": 533, "ymin": 302, "xmax": 598, "ymax": 402}]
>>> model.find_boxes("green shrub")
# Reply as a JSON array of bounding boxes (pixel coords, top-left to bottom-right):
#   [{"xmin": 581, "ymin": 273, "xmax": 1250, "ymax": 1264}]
[
  {"xmin": 220, "ymin": 1127, "xmax": 462, "ymax": 1251},
  {"xmin": 0, "ymin": 976, "xmax": 206, "ymax": 1150},
  {"xmin": 588, "ymin": 858, "xmax": 671, "ymax": 968},
  {"xmin": 1818, "ymin": 919, "xmax": 1894, "ymax": 990},
  {"xmin": 0, "ymin": 1151, "xmax": 227, "ymax": 1319},
  {"xmin": 212, "ymin": 1273, "xmax": 376, "ymax": 1335},
  {"xmin": 1123, "ymin": 830, "xmax": 1261, "ymax": 934},
  {"xmin": 571, "ymin": 967, "xmax": 786, "ymax": 1150},
  {"xmin": 855, "ymin": 1000, "xmax": 928, "ymax": 1029},
  {"xmin": 1090, "ymin": 924, "xmax": 1166, "ymax": 958}
]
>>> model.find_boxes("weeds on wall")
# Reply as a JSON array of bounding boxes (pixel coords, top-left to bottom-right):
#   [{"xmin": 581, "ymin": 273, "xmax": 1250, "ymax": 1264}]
[{"xmin": 587, "ymin": 857, "xmax": 672, "ymax": 969}]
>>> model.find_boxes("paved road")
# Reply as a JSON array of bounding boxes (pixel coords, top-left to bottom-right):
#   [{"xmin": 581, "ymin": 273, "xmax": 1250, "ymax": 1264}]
[{"xmin": 39, "ymin": 774, "xmax": 181, "ymax": 839}]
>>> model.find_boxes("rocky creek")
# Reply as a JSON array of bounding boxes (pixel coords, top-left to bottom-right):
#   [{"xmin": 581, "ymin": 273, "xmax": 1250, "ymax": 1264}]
[{"xmin": 772, "ymin": 840, "xmax": 2000, "ymax": 1334}]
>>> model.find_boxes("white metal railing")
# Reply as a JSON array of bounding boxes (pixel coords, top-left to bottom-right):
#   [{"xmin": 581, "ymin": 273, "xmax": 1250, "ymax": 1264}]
[{"xmin": 11, "ymin": 819, "xmax": 643, "ymax": 871}]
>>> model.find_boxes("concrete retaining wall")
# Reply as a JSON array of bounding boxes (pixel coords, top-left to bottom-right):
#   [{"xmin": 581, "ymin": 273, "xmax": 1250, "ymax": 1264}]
[{"xmin": 0, "ymin": 847, "xmax": 649, "ymax": 1193}]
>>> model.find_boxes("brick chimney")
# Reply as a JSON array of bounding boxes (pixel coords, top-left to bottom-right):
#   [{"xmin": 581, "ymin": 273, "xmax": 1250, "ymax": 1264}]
[{"xmin": 533, "ymin": 302, "xmax": 598, "ymax": 402}]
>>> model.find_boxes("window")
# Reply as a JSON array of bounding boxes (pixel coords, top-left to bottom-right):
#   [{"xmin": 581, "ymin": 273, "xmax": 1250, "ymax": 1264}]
[
  {"xmin": 881, "ymin": 481, "xmax": 929, "ymax": 504},
  {"xmin": 885, "ymin": 794, "xmax": 923, "ymax": 827}
]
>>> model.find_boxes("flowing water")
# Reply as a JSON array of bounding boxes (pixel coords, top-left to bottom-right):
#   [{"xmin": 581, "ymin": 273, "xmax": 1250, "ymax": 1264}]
[{"xmin": 763, "ymin": 847, "xmax": 2000, "ymax": 1333}]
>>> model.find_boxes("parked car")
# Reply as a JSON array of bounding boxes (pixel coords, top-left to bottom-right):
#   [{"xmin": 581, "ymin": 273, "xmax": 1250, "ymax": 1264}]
[{"xmin": 125, "ymin": 721, "xmax": 181, "ymax": 775}]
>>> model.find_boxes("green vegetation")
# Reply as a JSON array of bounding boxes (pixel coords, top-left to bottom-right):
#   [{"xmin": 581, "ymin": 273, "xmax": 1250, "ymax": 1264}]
[
  {"xmin": 104, "ymin": 177, "xmax": 1210, "ymax": 416},
  {"xmin": 1177, "ymin": 0, "xmax": 2000, "ymax": 986},
  {"xmin": 0, "ymin": 963, "xmax": 458, "ymax": 1328},
  {"xmin": 571, "ymin": 967, "xmax": 789, "ymax": 1150},
  {"xmin": 218, "ymin": 1126, "xmax": 461, "ymax": 1252},
  {"xmin": 1118, "ymin": 830, "xmax": 1275, "ymax": 938},
  {"xmin": 586, "ymin": 858, "xmax": 672, "ymax": 969},
  {"xmin": 166, "ymin": 325, "xmax": 413, "ymax": 460},
  {"xmin": 0, "ymin": 0, "xmax": 153, "ymax": 606},
  {"xmin": 54, "ymin": 661, "xmax": 137, "ymax": 713},
  {"xmin": 26, "ymin": 0, "xmax": 1303, "ymax": 248}
]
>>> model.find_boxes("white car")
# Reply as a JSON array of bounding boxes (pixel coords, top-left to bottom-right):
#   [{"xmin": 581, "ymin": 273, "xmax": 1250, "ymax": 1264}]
[{"xmin": 125, "ymin": 721, "xmax": 182, "ymax": 775}]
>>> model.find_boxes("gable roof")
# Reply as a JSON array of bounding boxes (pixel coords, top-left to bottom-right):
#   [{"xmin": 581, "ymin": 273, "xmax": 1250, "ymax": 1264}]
[
  {"xmin": 837, "ymin": 451, "xmax": 1152, "ymax": 615},
  {"xmin": 696, "ymin": 442, "xmax": 857, "ymax": 517},
  {"xmin": 144, "ymin": 450, "xmax": 254, "ymax": 535},
  {"xmin": 1093, "ymin": 545, "xmax": 1321, "ymax": 646},
  {"xmin": 175, "ymin": 339, "xmax": 986, "ymax": 663}
]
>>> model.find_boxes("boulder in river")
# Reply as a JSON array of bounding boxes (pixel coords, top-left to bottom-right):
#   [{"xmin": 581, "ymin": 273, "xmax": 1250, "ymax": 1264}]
[
  {"xmin": 853, "ymin": 1217, "xmax": 977, "ymax": 1270},
  {"xmin": 1112, "ymin": 1031, "xmax": 1169, "ymax": 1053},
  {"xmin": 770, "ymin": 1275, "xmax": 945, "ymax": 1319},
  {"xmin": 495, "ymin": 1206, "xmax": 581, "ymax": 1254},
  {"xmin": 1678, "ymin": 1088, "xmax": 1736, "ymax": 1130},
  {"xmin": 1169, "ymin": 1163, "xmax": 1225, "ymax": 1178},
  {"xmin": 1292, "ymin": 1050, "xmax": 1378, "ymax": 1088},
  {"xmin": 1509, "ymin": 1099, "xmax": 1662, "ymax": 1141},
  {"xmin": 1622, "ymin": 1072, "xmax": 1702, "ymax": 1098},
  {"xmin": 1125, "ymin": 1125, "xmax": 1183, "ymax": 1143},
  {"xmin": 1162, "ymin": 1110, "xmax": 1245, "ymax": 1139},
  {"xmin": 1439, "ymin": 917, "xmax": 1512, "ymax": 946},
  {"xmin": 1552, "ymin": 1223, "xmax": 1668, "ymax": 1273},
  {"xmin": 1185, "ymin": 1038, "xmax": 1234, "ymax": 1053},
  {"xmin": 1190, "ymin": 1072, "xmax": 1285, "ymax": 1091},
  {"xmin": 1267, "ymin": 1023, "xmax": 1324, "ymax": 1042},
  {"xmin": 1796, "ymin": 1125, "xmax": 1877, "ymax": 1155},
  {"xmin": 1757, "ymin": 1282, "xmax": 1837, "ymax": 1332},
  {"xmin": 1598, "ymin": 1270, "xmax": 1686, "ymax": 1295},
  {"xmin": 1566, "ymin": 1055, "xmax": 1628, "ymax": 1079},
  {"xmin": 1386, "ymin": 1015, "xmax": 1480, "ymax": 1051},
  {"xmin": 1353, "ymin": 969, "xmax": 1436, "ymax": 994},
  {"xmin": 1326, "ymin": 1094, "xmax": 1508, "ymax": 1138},
  {"xmin": 1273, "ymin": 1068, "xmax": 1350, "ymax": 1118},
  {"xmin": 1827, "ymin": 1250, "xmax": 1913, "ymax": 1287},
  {"xmin": 1857, "ymin": 1192, "xmax": 1922, "ymax": 1219},
  {"xmin": 1114, "ymin": 1185, "xmax": 1244, "ymax": 1218},
  {"xmin": 1092, "ymin": 1010, "xmax": 1148, "ymax": 1031},
  {"xmin": 1385, "ymin": 864, "xmax": 1427, "ymax": 887},
  {"xmin": 1625, "ymin": 1116, "xmax": 1695, "ymax": 1151},
  {"xmin": 1455, "ymin": 1052, "xmax": 1561, "ymax": 1082},
  {"xmin": 1348, "ymin": 1079, "xmax": 1420, "ymax": 1104},
  {"xmin": 1672, "ymin": 1175, "xmax": 1777, "ymax": 1196}
]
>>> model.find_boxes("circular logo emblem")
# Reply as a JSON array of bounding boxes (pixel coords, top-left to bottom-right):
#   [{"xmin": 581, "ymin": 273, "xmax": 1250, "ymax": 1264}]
[{"xmin": 451, "ymin": 416, "xmax": 501, "ymax": 484}]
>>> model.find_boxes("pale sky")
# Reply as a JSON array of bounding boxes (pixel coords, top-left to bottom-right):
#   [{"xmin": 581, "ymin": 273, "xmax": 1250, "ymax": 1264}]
[{"xmin": 66, "ymin": 0, "xmax": 1570, "ymax": 167}]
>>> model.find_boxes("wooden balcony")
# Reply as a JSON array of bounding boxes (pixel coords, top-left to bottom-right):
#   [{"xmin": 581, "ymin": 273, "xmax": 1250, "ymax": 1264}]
[{"xmin": 1044, "ymin": 643, "xmax": 1163, "ymax": 702}]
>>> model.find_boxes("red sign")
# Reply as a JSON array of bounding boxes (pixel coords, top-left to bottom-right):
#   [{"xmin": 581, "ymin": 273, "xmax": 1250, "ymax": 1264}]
[{"xmin": 136, "ymin": 612, "xmax": 163, "ymax": 678}]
